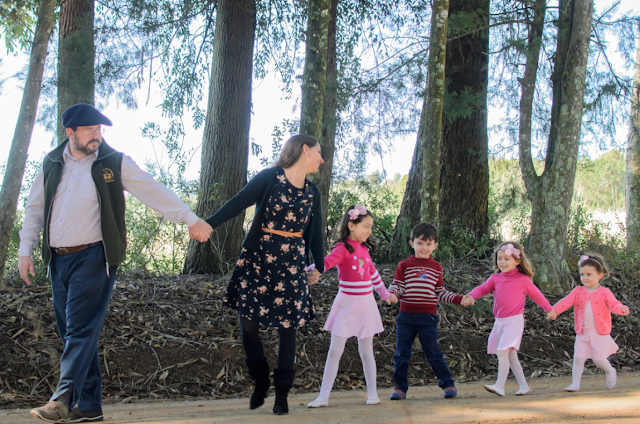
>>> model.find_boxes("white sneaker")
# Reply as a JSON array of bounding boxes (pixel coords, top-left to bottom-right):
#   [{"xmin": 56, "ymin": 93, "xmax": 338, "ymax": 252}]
[
  {"xmin": 564, "ymin": 384, "xmax": 580, "ymax": 392},
  {"xmin": 606, "ymin": 368, "xmax": 617, "ymax": 390},
  {"xmin": 484, "ymin": 384, "xmax": 505, "ymax": 396},
  {"xmin": 515, "ymin": 386, "xmax": 530, "ymax": 396},
  {"xmin": 366, "ymin": 396, "xmax": 380, "ymax": 405},
  {"xmin": 307, "ymin": 398, "xmax": 329, "ymax": 408}
]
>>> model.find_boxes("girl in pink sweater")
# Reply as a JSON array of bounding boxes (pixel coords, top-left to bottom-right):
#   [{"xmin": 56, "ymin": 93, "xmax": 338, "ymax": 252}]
[
  {"xmin": 308, "ymin": 205, "xmax": 397, "ymax": 408},
  {"xmin": 547, "ymin": 253, "xmax": 629, "ymax": 391},
  {"xmin": 463, "ymin": 241, "xmax": 552, "ymax": 396}
]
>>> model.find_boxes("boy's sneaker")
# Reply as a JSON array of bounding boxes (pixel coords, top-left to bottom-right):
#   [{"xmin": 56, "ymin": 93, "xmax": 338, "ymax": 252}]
[
  {"xmin": 389, "ymin": 390, "xmax": 406, "ymax": 400},
  {"xmin": 443, "ymin": 387, "xmax": 457, "ymax": 398}
]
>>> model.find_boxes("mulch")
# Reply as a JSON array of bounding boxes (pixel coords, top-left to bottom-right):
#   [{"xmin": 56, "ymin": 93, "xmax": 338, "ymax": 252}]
[{"xmin": 1, "ymin": 258, "xmax": 639, "ymax": 409}]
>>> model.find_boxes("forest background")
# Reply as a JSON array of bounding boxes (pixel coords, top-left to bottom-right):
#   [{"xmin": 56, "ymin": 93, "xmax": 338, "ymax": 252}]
[{"xmin": 0, "ymin": 0, "xmax": 639, "ymax": 293}]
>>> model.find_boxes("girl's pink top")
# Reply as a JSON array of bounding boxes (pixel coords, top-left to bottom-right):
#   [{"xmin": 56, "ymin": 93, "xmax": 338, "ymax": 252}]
[
  {"xmin": 552, "ymin": 286, "xmax": 627, "ymax": 335},
  {"xmin": 468, "ymin": 269, "xmax": 552, "ymax": 318},
  {"xmin": 324, "ymin": 238, "xmax": 391, "ymax": 301}
]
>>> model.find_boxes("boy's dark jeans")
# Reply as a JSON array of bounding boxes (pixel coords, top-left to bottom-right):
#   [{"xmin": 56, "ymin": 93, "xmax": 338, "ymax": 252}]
[{"xmin": 392, "ymin": 312, "xmax": 455, "ymax": 393}]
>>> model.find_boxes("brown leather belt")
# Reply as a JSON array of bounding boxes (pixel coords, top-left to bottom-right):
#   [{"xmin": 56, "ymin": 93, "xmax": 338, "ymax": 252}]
[
  {"xmin": 53, "ymin": 241, "xmax": 103, "ymax": 256},
  {"xmin": 262, "ymin": 228, "xmax": 303, "ymax": 238}
]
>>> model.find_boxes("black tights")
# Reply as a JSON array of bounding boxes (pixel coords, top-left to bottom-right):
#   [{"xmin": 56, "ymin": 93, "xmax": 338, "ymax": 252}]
[{"xmin": 240, "ymin": 316, "xmax": 297, "ymax": 371}]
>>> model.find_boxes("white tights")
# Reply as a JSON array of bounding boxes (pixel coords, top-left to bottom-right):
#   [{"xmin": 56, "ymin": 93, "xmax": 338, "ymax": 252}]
[
  {"xmin": 316, "ymin": 334, "xmax": 377, "ymax": 401},
  {"xmin": 570, "ymin": 357, "xmax": 615, "ymax": 389},
  {"xmin": 495, "ymin": 348, "xmax": 528, "ymax": 390}
]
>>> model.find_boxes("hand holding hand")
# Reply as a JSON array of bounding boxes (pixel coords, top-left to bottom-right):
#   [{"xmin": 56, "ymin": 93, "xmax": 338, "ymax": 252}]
[
  {"xmin": 18, "ymin": 256, "xmax": 35, "ymax": 286},
  {"xmin": 386, "ymin": 293, "xmax": 398, "ymax": 305},
  {"xmin": 189, "ymin": 218, "xmax": 213, "ymax": 242},
  {"xmin": 620, "ymin": 306, "xmax": 630, "ymax": 315},
  {"xmin": 461, "ymin": 295, "xmax": 475, "ymax": 307},
  {"xmin": 547, "ymin": 309, "xmax": 557, "ymax": 320},
  {"xmin": 307, "ymin": 269, "xmax": 321, "ymax": 285}
]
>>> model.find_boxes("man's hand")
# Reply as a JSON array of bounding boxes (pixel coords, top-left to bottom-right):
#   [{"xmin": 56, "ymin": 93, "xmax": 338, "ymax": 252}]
[
  {"xmin": 547, "ymin": 309, "xmax": 557, "ymax": 320},
  {"xmin": 461, "ymin": 295, "xmax": 475, "ymax": 307},
  {"xmin": 386, "ymin": 293, "xmax": 398, "ymax": 305},
  {"xmin": 19, "ymin": 256, "xmax": 35, "ymax": 286},
  {"xmin": 189, "ymin": 218, "xmax": 213, "ymax": 242},
  {"xmin": 307, "ymin": 269, "xmax": 321, "ymax": 285}
]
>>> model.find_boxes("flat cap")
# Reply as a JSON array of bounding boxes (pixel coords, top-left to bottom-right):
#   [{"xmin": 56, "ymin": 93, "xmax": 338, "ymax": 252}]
[{"xmin": 61, "ymin": 103, "xmax": 112, "ymax": 128}]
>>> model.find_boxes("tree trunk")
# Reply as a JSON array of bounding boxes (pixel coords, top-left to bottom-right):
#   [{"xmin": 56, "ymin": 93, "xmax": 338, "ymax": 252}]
[
  {"xmin": 438, "ymin": 0, "xmax": 489, "ymax": 238},
  {"xmin": 183, "ymin": 0, "xmax": 256, "ymax": 275},
  {"xmin": 299, "ymin": 0, "xmax": 331, "ymax": 139},
  {"xmin": 520, "ymin": 0, "xmax": 593, "ymax": 294},
  {"xmin": 316, "ymin": 0, "xmax": 338, "ymax": 245},
  {"xmin": 419, "ymin": 0, "xmax": 449, "ymax": 223},
  {"xmin": 626, "ymin": 33, "xmax": 640, "ymax": 250},
  {"xmin": 0, "ymin": 0, "xmax": 56, "ymax": 285},
  {"xmin": 57, "ymin": 0, "xmax": 95, "ymax": 144}
]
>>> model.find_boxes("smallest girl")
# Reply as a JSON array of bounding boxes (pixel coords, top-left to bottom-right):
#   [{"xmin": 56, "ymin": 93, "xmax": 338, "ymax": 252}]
[
  {"xmin": 547, "ymin": 253, "xmax": 629, "ymax": 391},
  {"xmin": 307, "ymin": 205, "xmax": 397, "ymax": 408},
  {"xmin": 462, "ymin": 241, "xmax": 552, "ymax": 396}
]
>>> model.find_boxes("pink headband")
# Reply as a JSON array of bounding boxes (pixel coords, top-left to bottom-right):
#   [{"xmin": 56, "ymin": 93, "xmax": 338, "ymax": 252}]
[
  {"xmin": 348, "ymin": 205, "xmax": 368, "ymax": 221},
  {"xmin": 578, "ymin": 255, "xmax": 603, "ymax": 269},
  {"xmin": 499, "ymin": 243, "xmax": 520, "ymax": 258}
]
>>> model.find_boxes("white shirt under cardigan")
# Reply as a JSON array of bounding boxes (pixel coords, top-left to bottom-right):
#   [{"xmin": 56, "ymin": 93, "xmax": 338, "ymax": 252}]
[{"xmin": 19, "ymin": 144, "xmax": 198, "ymax": 255}]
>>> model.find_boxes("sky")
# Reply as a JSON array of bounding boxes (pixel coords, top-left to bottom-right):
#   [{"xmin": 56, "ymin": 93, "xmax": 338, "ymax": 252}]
[{"xmin": 0, "ymin": 0, "xmax": 638, "ymax": 186}]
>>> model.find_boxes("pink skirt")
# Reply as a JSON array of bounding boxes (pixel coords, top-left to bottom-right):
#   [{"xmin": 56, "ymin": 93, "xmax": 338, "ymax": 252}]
[
  {"xmin": 574, "ymin": 326, "xmax": 618, "ymax": 360},
  {"xmin": 487, "ymin": 314, "xmax": 524, "ymax": 354},
  {"xmin": 323, "ymin": 291, "xmax": 384, "ymax": 338}
]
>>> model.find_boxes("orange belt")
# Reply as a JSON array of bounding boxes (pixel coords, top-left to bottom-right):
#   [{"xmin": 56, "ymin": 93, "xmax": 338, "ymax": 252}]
[{"xmin": 262, "ymin": 228, "xmax": 303, "ymax": 238}]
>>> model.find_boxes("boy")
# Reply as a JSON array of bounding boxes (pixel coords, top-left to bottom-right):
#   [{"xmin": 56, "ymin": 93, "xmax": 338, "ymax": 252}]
[{"xmin": 387, "ymin": 223, "xmax": 472, "ymax": 399}]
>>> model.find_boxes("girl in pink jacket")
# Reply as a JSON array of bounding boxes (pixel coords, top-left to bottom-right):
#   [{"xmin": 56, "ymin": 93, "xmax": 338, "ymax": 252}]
[{"xmin": 547, "ymin": 253, "xmax": 629, "ymax": 391}]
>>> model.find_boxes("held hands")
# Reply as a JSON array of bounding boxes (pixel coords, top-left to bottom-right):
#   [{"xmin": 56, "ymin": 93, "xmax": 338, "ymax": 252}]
[
  {"xmin": 461, "ymin": 295, "xmax": 475, "ymax": 307},
  {"xmin": 620, "ymin": 306, "xmax": 630, "ymax": 316},
  {"xmin": 18, "ymin": 256, "xmax": 35, "ymax": 286},
  {"xmin": 547, "ymin": 309, "xmax": 558, "ymax": 320},
  {"xmin": 189, "ymin": 218, "xmax": 213, "ymax": 242},
  {"xmin": 386, "ymin": 293, "xmax": 398, "ymax": 305},
  {"xmin": 307, "ymin": 268, "xmax": 322, "ymax": 285}
]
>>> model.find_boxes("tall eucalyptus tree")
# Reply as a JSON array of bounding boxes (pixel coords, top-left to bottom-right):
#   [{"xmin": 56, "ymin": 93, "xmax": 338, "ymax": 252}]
[{"xmin": 627, "ymin": 33, "xmax": 640, "ymax": 250}]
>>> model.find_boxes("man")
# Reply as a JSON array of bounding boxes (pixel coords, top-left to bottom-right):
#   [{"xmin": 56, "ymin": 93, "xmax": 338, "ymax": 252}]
[{"xmin": 19, "ymin": 104, "xmax": 213, "ymax": 423}]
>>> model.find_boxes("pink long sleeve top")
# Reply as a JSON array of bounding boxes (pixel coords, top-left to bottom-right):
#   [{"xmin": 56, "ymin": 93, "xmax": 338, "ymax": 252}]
[
  {"xmin": 552, "ymin": 286, "xmax": 627, "ymax": 335},
  {"xmin": 324, "ymin": 238, "xmax": 391, "ymax": 301},
  {"xmin": 468, "ymin": 269, "xmax": 552, "ymax": 318}
]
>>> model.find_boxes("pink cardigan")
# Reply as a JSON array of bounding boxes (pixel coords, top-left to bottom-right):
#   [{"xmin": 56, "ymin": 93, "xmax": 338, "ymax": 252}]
[{"xmin": 553, "ymin": 286, "xmax": 627, "ymax": 335}]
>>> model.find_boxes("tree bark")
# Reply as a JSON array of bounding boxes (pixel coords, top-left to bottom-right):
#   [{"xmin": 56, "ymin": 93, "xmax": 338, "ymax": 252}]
[
  {"xmin": 420, "ymin": 0, "xmax": 449, "ymax": 224},
  {"xmin": 316, "ymin": 0, "xmax": 338, "ymax": 245},
  {"xmin": 57, "ymin": 0, "xmax": 95, "ymax": 144},
  {"xmin": 439, "ymin": 0, "xmax": 489, "ymax": 238},
  {"xmin": 0, "ymin": 0, "xmax": 56, "ymax": 285},
  {"xmin": 520, "ymin": 0, "xmax": 593, "ymax": 294},
  {"xmin": 626, "ymin": 31, "xmax": 640, "ymax": 250},
  {"xmin": 183, "ymin": 0, "xmax": 256, "ymax": 275},
  {"xmin": 299, "ymin": 0, "xmax": 331, "ymax": 139}
]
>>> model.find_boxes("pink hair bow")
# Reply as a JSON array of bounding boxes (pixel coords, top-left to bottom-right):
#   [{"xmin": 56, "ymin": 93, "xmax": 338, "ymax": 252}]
[
  {"xmin": 348, "ymin": 205, "xmax": 368, "ymax": 220},
  {"xmin": 578, "ymin": 255, "xmax": 603, "ymax": 269},
  {"xmin": 500, "ymin": 243, "xmax": 520, "ymax": 258}
]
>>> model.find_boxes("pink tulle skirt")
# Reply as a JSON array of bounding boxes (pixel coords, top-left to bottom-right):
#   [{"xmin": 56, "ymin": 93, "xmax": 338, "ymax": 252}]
[
  {"xmin": 574, "ymin": 326, "xmax": 618, "ymax": 360},
  {"xmin": 487, "ymin": 314, "xmax": 524, "ymax": 354},
  {"xmin": 323, "ymin": 291, "xmax": 384, "ymax": 338}
]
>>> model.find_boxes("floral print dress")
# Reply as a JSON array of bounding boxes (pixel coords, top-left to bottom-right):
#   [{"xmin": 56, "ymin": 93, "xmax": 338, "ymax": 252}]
[{"xmin": 224, "ymin": 168, "xmax": 315, "ymax": 329}]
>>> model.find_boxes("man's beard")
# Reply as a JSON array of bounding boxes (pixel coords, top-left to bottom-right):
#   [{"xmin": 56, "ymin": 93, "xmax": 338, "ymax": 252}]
[{"xmin": 75, "ymin": 138, "xmax": 101, "ymax": 155}]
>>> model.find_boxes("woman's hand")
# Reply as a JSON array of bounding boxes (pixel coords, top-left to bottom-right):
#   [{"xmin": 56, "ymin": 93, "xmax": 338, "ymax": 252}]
[{"xmin": 307, "ymin": 268, "xmax": 322, "ymax": 285}]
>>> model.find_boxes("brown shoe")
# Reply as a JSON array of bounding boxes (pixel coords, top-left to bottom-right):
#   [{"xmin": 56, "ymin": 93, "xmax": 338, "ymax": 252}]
[
  {"xmin": 68, "ymin": 408, "xmax": 103, "ymax": 423},
  {"xmin": 30, "ymin": 401, "xmax": 70, "ymax": 423}
]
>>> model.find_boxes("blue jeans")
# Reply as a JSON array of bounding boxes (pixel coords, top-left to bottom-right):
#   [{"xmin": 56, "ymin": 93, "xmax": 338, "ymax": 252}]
[
  {"xmin": 50, "ymin": 244, "xmax": 116, "ymax": 412},
  {"xmin": 392, "ymin": 312, "xmax": 454, "ymax": 392}
]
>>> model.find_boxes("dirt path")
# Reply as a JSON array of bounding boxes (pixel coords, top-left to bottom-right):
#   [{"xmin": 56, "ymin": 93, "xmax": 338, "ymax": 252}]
[{"xmin": 2, "ymin": 372, "xmax": 639, "ymax": 424}]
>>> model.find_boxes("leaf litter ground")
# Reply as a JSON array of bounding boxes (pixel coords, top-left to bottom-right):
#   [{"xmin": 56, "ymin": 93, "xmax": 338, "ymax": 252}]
[{"xmin": 1, "ymin": 258, "xmax": 639, "ymax": 409}]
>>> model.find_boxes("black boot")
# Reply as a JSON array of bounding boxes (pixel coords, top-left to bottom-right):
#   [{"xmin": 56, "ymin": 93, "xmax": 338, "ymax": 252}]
[
  {"xmin": 272, "ymin": 368, "xmax": 295, "ymax": 415},
  {"xmin": 246, "ymin": 358, "xmax": 270, "ymax": 409}
]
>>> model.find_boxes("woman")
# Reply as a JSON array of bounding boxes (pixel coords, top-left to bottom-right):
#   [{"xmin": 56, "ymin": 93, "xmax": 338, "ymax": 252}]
[{"xmin": 205, "ymin": 134, "xmax": 325, "ymax": 415}]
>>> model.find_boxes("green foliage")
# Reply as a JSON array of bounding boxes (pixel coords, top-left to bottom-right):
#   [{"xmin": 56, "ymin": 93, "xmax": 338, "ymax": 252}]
[
  {"xmin": 443, "ymin": 84, "xmax": 486, "ymax": 122},
  {"xmin": 0, "ymin": 0, "xmax": 40, "ymax": 52},
  {"xmin": 573, "ymin": 150, "xmax": 626, "ymax": 210},
  {"xmin": 434, "ymin": 220, "xmax": 492, "ymax": 265}
]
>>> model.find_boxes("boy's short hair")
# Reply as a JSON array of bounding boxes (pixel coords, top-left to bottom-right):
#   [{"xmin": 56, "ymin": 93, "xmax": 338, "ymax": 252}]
[{"xmin": 410, "ymin": 223, "xmax": 438, "ymax": 243}]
